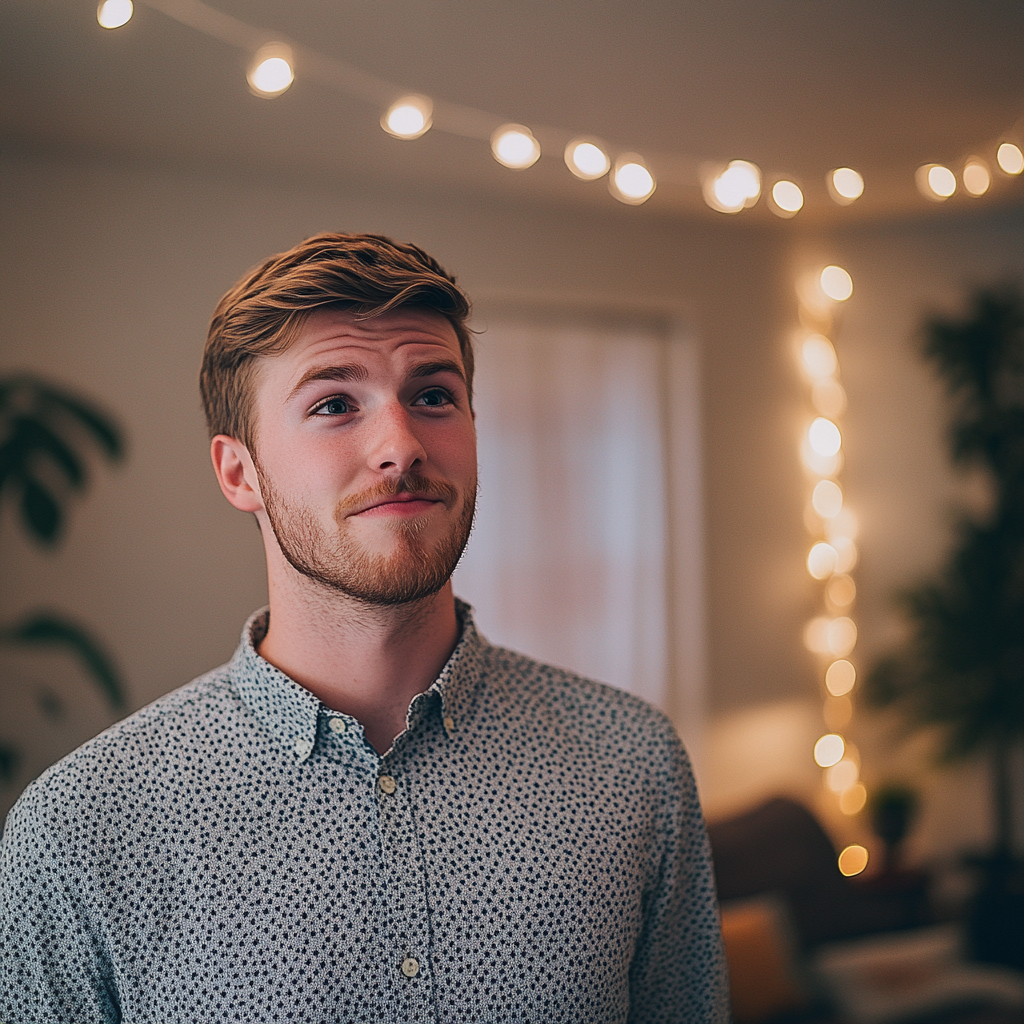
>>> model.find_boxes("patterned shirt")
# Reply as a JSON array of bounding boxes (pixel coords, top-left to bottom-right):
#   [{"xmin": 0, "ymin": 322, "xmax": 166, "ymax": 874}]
[{"xmin": 1, "ymin": 602, "xmax": 728, "ymax": 1023}]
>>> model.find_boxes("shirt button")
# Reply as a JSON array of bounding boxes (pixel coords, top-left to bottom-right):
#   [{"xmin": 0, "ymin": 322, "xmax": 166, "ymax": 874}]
[
  {"xmin": 328, "ymin": 717, "xmax": 346, "ymax": 734},
  {"xmin": 293, "ymin": 738, "xmax": 312, "ymax": 757},
  {"xmin": 443, "ymin": 715, "xmax": 456, "ymax": 735},
  {"xmin": 401, "ymin": 957, "xmax": 420, "ymax": 978},
  {"xmin": 378, "ymin": 775, "xmax": 397, "ymax": 795}
]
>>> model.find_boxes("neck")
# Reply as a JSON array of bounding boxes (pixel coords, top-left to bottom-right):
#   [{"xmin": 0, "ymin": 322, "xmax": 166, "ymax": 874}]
[{"xmin": 258, "ymin": 557, "xmax": 460, "ymax": 756}]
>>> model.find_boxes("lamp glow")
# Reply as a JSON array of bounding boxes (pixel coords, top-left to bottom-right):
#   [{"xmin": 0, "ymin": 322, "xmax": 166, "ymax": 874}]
[
  {"xmin": 247, "ymin": 44, "xmax": 294, "ymax": 97},
  {"xmin": 963, "ymin": 159, "xmax": 991, "ymax": 196},
  {"xmin": 820, "ymin": 265, "xmax": 853, "ymax": 301},
  {"xmin": 771, "ymin": 180, "xmax": 804, "ymax": 216},
  {"xmin": 809, "ymin": 417, "xmax": 842, "ymax": 457},
  {"xmin": 382, "ymin": 95, "xmax": 432, "ymax": 139},
  {"xmin": 838, "ymin": 844, "xmax": 869, "ymax": 876},
  {"xmin": 829, "ymin": 167, "xmax": 864, "ymax": 203},
  {"xmin": 491, "ymin": 125, "xmax": 541, "ymax": 169},
  {"xmin": 610, "ymin": 156, "xmax": 655, "ymax": 204},
  {"xmin": 814, "ymin": 733, "xmax": 845, "ymax": 768},
  {"xmin": 97, "ymin": 0, "xmax": 133, "ymax": 28},
  {"xmin": 565, "ymin": 140, "xmax": 610, "ymax": 180},
  {"xmin": 997, "ymin": 143, "xmax": 1024, "ymax": 175},
  {"xmin": 825, "ymin": 659, "xmax": 856, "ymax": 696}
]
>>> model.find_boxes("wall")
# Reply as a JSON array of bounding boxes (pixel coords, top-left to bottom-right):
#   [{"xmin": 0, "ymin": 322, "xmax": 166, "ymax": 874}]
[{"xmin": 1, "ymin": 143, "xmax": 796, "ymax": 817}]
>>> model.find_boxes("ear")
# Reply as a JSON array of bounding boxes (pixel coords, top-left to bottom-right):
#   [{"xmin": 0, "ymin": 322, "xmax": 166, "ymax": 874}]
[{"xmin": 210, "ymin": 435, "xmax": 264, "ymax": 513}]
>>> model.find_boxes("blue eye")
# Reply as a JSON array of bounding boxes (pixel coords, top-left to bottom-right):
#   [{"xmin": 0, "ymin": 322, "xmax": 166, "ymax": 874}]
[{"xmin": 313, "ymin": 397, "xmax": 350, "ymax": 416}]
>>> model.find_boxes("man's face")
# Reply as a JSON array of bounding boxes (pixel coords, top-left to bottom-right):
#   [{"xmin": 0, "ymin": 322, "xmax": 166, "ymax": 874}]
[{"xmin": 247, "ymin": 306, "xmax": 477, "ymax": 605}]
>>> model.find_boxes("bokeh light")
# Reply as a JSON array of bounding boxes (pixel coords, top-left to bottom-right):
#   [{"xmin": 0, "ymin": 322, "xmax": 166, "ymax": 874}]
[
  {"xmin": 807, "ymin": 542, "xmax": 838, "ymax": 579},
  {"xmin": 826, "ymin": 576, "xmax": 856, "ymax": 611},
  {"xmin": 832, "ymin": 537, "xmax": 858, "ymax": 574},
  {"xmin": 814, "ymin": 733, "xmax": 845, "ymax": 768},
  {"xmin": 812, "ymin": 378, "xmax": 847, "ymax": 418},
  {"xmin": 491, "ymin": 125, "xmax": 541, "ymax": 169},
  {"xmin": 826, "ymin": 758, "xmax": 859, "ymax": 792},
  {"xmin": 610, "ymin": 156, "xmax": 655, "ymax": 204},
  {"xmin": 916, "ymin": 164, "xmax": 956, "ymax": 200},
  {"xmin": 827, "ymin": 615, "xmax": 857, "ymax": 657},
  {"xmin": 823, "ymin": 695, "xmax": 853, "ymax": 731},
  {"xmin": 962, "ymin": 159, "xmax": 991, "ymax": 196},
  {"xmin": 812, "ymin": 479, "xmax": 843, "ymax": 518},
  {"xmin": 825, "ymin": 659, "xmax": 856, "ymax": 696},
  {"xmin": 829, "ymin": 168, "xmax": 864, "ymax": 203},
  {"xmin": 840, "ymin": 783, "xmax": 867, "ymax": 815},
  {"xmin": 565, "ymin": 140, "xmax": 610, "ymax": 180},
  {"xmin": 820, "ymin": 265, "xmax": 853, "ymax": 302},
  {"xmin": 809, "ymin": 417, "xmax": 842, "ymax": 457},
  {"xmin": 97, "ymin": 0, "xmax": 133, "ymax": 29},
  {"xmin": 382, "ymin": 95, "xmax": 432, "ymax": 139},
  {"xmin": 771, "ymin": 180, "xmax": 804, "ymax": 216},
  {"xmin": 838, "ymin": 844, "xmax": 869, "ymax": 876},
  {"xmin": 801, "ymin": 335, "xmax": 838, "ymax": 379},
  {"xmin": 997, "ymin": 143, "xmax": 1024, "ymax": 175},
  {"xmin": 247, "ymin": 45, "xmax": 294, "ymax": 97},
  {"xmin": 705, "ymin": 160, "xmax": 761, "ymax": 213}
]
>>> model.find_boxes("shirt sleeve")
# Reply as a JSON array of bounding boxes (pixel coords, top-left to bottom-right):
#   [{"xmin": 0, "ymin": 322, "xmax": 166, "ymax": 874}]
[
  {"xmin": 0, "ymin": 779, "xmax": 120, "ymax": 1024},
  {"xmin": 627, "ymin": 730, "xmax": 731, "ymax": 1023}
]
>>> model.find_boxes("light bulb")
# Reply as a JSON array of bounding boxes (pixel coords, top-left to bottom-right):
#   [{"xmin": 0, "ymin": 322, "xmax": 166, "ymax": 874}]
[
  {"xmin": 962, "ymin": 159, "xmax": 991, "ymax": 197},
  {"xmin": 771, "ymin": 180, "xmax": 804, "ymax": 216},
  {"xmin": 97, "ymin": 0, "xmax": 133, "ymax": 29},
  {"xmin": 916, "ymin": 163, "xmax": 956, "ymax": 200},
  {"xmin": 491, "ymin": 125, "xmax": 541, "ymax": 169},
  {"xmin": 382, "ymin": 95, "xmax": 432, "ymax": 139},
  {"xmin": 829, "ymin": 167, "xmax": 864, "ymax": 203},
  {"xmin": 809, "ymin": 417, "xmax": 842, "ymax": 457},
  {"xmin": 610, "ymin": 155, "xmax": 655, "ymax": 204},
  {"xmin": 247, "ymin": 44, "xmax": 294, "ymax": 98},
  {"xmin": 565, "ymin": 140, "xmax": 610, "ymax": 180},
  {"xmin": 997, "ymin": 143, "xmax": 1024, "ymax": 175},
  {"xmin": 814, "ymin": 733, "xmax": 845, "ymax": 768},
  {"xmin": 820, "ymin": 265, "xmax": 853, "ymax": 302}
]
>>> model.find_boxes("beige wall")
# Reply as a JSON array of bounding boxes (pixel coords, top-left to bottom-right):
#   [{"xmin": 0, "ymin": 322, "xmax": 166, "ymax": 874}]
[{"xmin": 3, "ymin": 144, "xmax": 1022, "ymax": 860}]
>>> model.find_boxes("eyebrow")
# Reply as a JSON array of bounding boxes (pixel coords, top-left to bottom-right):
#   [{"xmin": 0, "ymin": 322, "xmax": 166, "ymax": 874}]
[
  {"xmin": 287, "ymin": 364, "xmax": 368, "ymax": 400},
  {"xmin": 408, "ymin": 359, "xmax": 466, "ymax": 383}
]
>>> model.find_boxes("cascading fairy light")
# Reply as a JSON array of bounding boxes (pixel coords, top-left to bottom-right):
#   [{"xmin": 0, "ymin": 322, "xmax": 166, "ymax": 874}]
[{"xmin": 797, "ymin": 264, "xmax": 870, "ymax": 878}]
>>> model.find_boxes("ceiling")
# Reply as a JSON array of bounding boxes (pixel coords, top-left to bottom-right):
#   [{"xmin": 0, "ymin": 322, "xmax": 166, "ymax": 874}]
[{"xmin": 3, "ymin": 0, "xmax": 1024, "ymax": 224}]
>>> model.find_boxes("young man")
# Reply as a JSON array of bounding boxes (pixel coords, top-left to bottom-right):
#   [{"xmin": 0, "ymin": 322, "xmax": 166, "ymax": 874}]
[{"xmin": 0, "ymin": 233, "xmax": 728, "ymax": 1022}]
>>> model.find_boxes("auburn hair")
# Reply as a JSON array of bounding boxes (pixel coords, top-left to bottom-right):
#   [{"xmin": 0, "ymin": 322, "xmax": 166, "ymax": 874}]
[{"xmin": 200, "ymin": 232, "xmax": 473, "ymax": 447}]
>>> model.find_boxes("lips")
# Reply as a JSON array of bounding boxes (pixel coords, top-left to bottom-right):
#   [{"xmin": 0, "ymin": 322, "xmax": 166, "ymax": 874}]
[{"xmin": 351, "ymin": 493, "xmax": 442, "ymax": 516}]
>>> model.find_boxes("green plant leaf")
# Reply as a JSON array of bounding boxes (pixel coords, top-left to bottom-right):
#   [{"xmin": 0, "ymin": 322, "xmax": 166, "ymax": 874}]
[
  {"xmin": 36, "ymin": 385, "xmax": 125, "ymax": 461},
  {"xmin": 20, "ymin": 477, "xmax": 62, "ymax": 543},
  {"xmin": 0, "ymin": 613, "xmax": 126, "ymax": 710}
]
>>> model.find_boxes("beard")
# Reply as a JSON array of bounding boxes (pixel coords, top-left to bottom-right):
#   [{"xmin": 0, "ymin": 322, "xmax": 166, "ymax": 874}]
[{"xmin": 254, "ymin": 460, "xmax": 476, "ymax": 606}]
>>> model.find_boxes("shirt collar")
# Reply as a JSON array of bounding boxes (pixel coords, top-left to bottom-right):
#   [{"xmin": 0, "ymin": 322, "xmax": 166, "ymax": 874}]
[{"xmin": 229, "ymin": 598, "xmax": 487, "ymax": 761}]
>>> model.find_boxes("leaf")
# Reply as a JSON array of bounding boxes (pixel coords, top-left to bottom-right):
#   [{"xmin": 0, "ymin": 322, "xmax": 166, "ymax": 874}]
[
  {"xmin": 6, "ymin": 416, "xmax": 87, "ymax": 488},
  {"xmin": 36, "ymin": 386, "xmax": 125, "ymax": 461},
  {"xmin": 0, "ymin": 613, "xmax": 126, "ymax": 710},
  {"xmin": 20, "ymin": 477, "xmax": 62, "ymax": 543}
]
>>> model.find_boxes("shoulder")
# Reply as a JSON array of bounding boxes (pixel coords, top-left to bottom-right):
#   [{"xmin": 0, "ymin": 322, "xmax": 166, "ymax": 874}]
[
  {"xmin": 480, "ymin": 642, "xmax": 687, "ymax": 771},
  {"xmin": 3, "ymin": 665, "xmax": 240, "ymax": 840}
]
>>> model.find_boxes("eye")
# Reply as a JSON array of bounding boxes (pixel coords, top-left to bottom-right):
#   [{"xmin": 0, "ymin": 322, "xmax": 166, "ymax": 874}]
[
  {"xmin": 312, "ymin": 396, "xmax": 352, "ymax": 416},
  {"xmin": 413, "ymin": 388, "xmax": 453, "ymax": 409}
]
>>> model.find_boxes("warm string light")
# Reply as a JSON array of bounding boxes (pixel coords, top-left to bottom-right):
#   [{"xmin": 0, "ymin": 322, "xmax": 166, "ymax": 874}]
[
  {"xmin": 797, "ymin": 263, "xmax": 869, "ymax": 876},
  {"xmin": 99, "ymin": 0, "xmax": 1024, "ymax": 217}
]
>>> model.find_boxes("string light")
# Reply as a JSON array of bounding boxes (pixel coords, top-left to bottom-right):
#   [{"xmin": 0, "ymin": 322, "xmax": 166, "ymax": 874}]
[
  {"xmin": 247, "ymin": 43, "xmax": 294, "ymax": 98},
  {"xmin": 829, "ymin": 168, "xmax": 864, "ymax": 204},
  {"xmin": 840, "ymin": 783, "xmax": 867, "ymax": 815},
  {"xmin": 609, "ymin": 155, "xmax": 656, "ymax": 204},
  {"xmin": 801, "ymin": 335, "xmax": 839, "ymax": 379},
  {"xmin": 565, "ymin": 139, "xmax": 610, "ymax": 180},
  {"xmin": 381, "ymin": 95, "xmax": 432, "ymax": 139},
  {"xmin": 962, "ymin": 158, "xmax": 991, "ymax": 196},
  {"xmin": 807, "ymin": 542, "xmax": 839, "ymax": 579},
  {"xmin": 491, "ymin": 125, "xmax": 541, "ymax": 169},
  {"xmin": 838, "ymin": 844, "xmax": 869, "ymax": 876},
  {"xmin": 97, "ymin": 0, "xmax": 133, "ymax": 29},
  {"xmin": 814, "ymin": 733, "xmax": 846, "ymax": 768},
  {"xmin": 770, "ymin": 180, "xmax": 804, "ymax": 217},
  {"xmin": 820, "ymin": 265, "xmax": 853, "ymax": 302},
  {"xmin": 89, "ymin": 0, "xmax": 1024, "ymax": 213},
  {"xmin": 997, "ymin": 143, "xmax": 1024, "ymax": 175},
  {"xmin": 916, "ymin": 163, "xmax": 957, "ymax": 200},
  {"xmin": 808, "ymin": 417, "xmax": 842, "ymax": 457},
  {"xmin": 812, "ymin": 479, "xmax": 843, "ymax": 518}
]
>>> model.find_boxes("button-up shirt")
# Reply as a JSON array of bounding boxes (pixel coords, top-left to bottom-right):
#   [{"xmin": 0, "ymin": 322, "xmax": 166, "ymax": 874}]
[{"xmin": 1, "ymin": 603, "xmax": 728, "ymax": 1023}]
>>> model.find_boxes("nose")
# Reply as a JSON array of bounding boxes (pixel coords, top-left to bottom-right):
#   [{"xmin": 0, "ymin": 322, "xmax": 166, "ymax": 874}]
[{"xmin": 367, "ymin": 400, "xmax": 427, "ymax": 475}]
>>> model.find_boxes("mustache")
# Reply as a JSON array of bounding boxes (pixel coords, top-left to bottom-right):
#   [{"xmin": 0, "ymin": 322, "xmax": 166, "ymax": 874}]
[{"xmin": 335, "ymin": 474, "xmax": 462, "ymax": 517}]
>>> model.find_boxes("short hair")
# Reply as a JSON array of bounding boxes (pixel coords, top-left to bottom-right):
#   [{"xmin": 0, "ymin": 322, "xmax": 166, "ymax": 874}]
[{"xmin": 200, "ymin": 232, "xmax": 473, "ymax": 448}]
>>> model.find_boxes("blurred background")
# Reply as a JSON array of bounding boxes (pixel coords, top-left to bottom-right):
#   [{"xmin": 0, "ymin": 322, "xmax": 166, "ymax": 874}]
[{"xmin": 3, "ymin": 2, "xmax": 1024, "ymax": 1020}]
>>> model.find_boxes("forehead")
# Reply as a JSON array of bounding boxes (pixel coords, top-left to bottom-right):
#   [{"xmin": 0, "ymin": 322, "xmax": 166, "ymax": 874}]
[{"xmin": 281, "ymin": 306, "xmax": 461, "ymax": 368}]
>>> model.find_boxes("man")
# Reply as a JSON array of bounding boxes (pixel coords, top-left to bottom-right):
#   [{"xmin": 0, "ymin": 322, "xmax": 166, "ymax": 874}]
[{"xmin": 1, "ymin": 233, "xmax": 728, "ymax": 1022}]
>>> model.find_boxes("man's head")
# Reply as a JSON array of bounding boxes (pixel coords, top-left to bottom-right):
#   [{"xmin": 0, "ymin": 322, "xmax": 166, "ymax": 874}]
[{"xmin": 203, "ymin": 233, "xmax": 477, "ymax": 607}]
